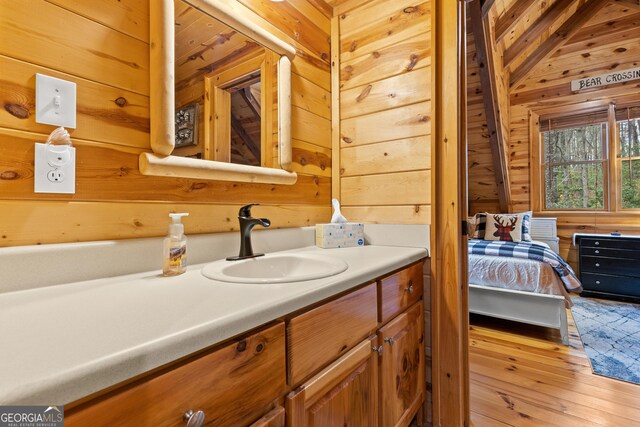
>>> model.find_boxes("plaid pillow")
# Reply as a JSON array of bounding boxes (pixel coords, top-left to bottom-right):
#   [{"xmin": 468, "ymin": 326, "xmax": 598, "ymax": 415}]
[{"xmin": 471, "ymin": 213, "xmax": 487, "ymax": 239}]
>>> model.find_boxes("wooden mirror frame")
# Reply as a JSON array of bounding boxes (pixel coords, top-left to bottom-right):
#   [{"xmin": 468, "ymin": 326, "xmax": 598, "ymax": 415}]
[{"xmin": 140, "ymin": 0, "xmax": 297, "ymax": 184}]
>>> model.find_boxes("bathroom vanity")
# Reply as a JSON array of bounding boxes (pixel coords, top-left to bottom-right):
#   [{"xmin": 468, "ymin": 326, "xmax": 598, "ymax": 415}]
[
  {"xmin": 0, "ymin": 242, "xmax": 428, "ymax": 427},
  {"xmin": 66, "ymin": 260, "xmax": 425, "ymax": 426}
]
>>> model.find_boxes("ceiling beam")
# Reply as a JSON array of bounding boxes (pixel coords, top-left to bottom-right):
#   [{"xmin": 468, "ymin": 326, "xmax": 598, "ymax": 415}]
[
  {"xmin": 240, "ymin": 87, "xmax": 261, "ymax": 119},
  {"xmin": 231, "ymin": 115, "xmax": 261, "ymax": 162},
  {"xmin": 469, "ymin": 0, "xmax": 512, "ymax": 213},
  {"xmin": 510, "ymin": 0, "xmax": 609, "ymax": 88},
  {"xmin": 503, "ymin": 0, "xmax": 575, "ymax": 68},
  {"xmin": 494, "ymin": 0, "xmax": 539, "ymax": 43}
]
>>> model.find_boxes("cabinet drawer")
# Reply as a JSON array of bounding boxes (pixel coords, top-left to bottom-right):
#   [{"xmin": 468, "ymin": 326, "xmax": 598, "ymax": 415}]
[
  {"xmin": 288, "ymin": 283, "xmax": 377, "ymax": 386},
  {"xmin": 379, "ymin": 262, "xmax": 424, "ymax": 323},
  {"xmin": 580, "ymin": 237, "xmax": 640, "ymax": 250},
  {"xmin": 581, "ymin": 246, "xmax": 640, "ymax": 260},
  {"xmin": 66, "ymin": 323, "xmax": 286, "ymax": 427},
  {"xmin": 580, "ymin": 255, "xmax": 640, "ymax": 277},
  {"xmin": 581, "ymin": 273, "xmax": 640, "ymax": 297}
]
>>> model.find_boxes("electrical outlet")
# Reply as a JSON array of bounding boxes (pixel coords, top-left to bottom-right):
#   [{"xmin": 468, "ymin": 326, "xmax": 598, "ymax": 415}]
[
  {"xmin": 35, "ymin": 74, "xmax": 77, "ymax": 128},
  {"xmin": 34, "ymin": 142, "xmax": 76, "ymax": 194}
]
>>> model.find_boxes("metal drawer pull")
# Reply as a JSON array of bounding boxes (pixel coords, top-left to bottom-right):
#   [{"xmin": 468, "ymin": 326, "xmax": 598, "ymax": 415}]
[
  {"xmin": 183, "ymin": 410, "xmax": 205, "ymax": 427},
  {"xmin": 595, "ymin": 280, "xmax": 601, "ymax": 285},
  {"xmin": 372, "ymin": 345, "xmax": 383, "ymax": 355},
  {"xmin": 384, "ymin": 337, "xmax": 395, "ymax": 346},
  {"xmin": 595, "ymin": 263, "xmax": 600, "ymax": 267},
  {"xmin": 404, "ymin": 280, "xmax": 413, "ymax": 294},
  {"xmin": 595, "ymin": 241, "xmax": 600, "ymax": 246},
  {"xmin": 595, "ymin": 250, "xmax": 600, "ymax": 254}
]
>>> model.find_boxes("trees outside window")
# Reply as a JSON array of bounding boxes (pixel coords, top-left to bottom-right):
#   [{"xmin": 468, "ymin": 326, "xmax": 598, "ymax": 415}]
[
  {"xmin": 619, "ymin": 118, "xmax": 640, "ymax": 209},
  {"xmin": 532, "ymin": 105, "xmax": 640, "ymax": 212},
  {"xmin": 542, "ymin": 124, "xmax": 606, "ymax": 210}
]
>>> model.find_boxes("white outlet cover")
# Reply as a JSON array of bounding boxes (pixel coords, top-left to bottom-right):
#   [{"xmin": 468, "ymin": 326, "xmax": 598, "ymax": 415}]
[
  {"xmin": 35, "ymin": 73, "xmax": 77, "ymax": 128},
  {"xmin": 34, "ymin": 143, "xmax": 76, "ymax": 194}
]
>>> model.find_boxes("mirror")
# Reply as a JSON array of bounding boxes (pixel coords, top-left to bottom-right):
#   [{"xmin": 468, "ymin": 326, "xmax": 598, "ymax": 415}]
[{"xmin": 141, "ymin": 0, "xmax": 297, "ymax": 184}]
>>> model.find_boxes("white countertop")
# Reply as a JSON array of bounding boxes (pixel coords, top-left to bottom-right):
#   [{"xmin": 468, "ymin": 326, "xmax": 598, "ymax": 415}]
[{"xmin": 0, "ymin": 245, "xmax": 427, "ymax": 405}]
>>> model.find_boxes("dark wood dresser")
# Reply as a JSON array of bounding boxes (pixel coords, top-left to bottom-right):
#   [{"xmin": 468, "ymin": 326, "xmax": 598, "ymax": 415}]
[{"xmin": 574, "ymin": 234, "xmax": 640, "ymax": 301}]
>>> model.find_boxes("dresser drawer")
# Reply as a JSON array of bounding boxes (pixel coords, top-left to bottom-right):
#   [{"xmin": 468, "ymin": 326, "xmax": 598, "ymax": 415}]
[
  {"xmin": 67, "ymin": 323, "xmax": 286, "ymax": 427},
  {"xmin": 287, "ymin": 283, "xmax": 377, "ymax": 386},
  {"xmin": 378, "ymin": 261, "xmax": 424, "ymax": 323},
  {"xmin": 581, "ymin": 246, "xmax": 640, "ymax": 259},
  {"xmin": 581, "ymin": 273, "xmax": 640, "ymax": 297},
  {"xmin": 580, "ymin": 255, "xmax": 640, "ymax": 277},
  {"xmin": 580, "ymin": 237, "xmax": 640, "ymax": 251}
]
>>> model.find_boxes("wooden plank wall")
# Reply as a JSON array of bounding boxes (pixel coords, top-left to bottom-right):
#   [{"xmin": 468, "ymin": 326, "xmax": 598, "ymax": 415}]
[
  {"xmin": 336, "ymin": 0, "xmax": 432, "ymax": 225},
  {"xmin": 0, "ymin": 0, "xmax": 332, "ymax": 247},
  {"xmin": 504, "ymin": 1, "xmax": 640, "ymax": 267}
]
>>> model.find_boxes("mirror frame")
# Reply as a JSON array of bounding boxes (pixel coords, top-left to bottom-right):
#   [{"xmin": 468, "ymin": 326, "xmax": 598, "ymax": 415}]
[{"xmin": 141, "ymin": 0, "xmax": 297, "ymax": 184}]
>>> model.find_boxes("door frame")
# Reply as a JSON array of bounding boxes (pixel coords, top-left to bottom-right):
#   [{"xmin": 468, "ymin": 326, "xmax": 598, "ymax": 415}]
[{"xmin": 430, "ymin": 0, "xmax": 470, "ymax": 425}]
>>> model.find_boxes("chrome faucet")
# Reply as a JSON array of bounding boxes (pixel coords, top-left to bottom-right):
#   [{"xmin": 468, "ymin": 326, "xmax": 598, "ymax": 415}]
[{"xmin": 226, "ymin": 204, "xmax": 271, "ymax": 261}]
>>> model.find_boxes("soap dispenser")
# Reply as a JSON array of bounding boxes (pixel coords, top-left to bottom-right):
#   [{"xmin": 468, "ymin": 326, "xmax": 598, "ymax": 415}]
[{"xmin": 163, "ymin": 213, "xmax": 189, "ymax": 276}]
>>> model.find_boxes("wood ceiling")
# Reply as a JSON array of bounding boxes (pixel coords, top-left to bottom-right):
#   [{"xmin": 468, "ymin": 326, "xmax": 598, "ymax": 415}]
[{"xmin": 468, "ymin": 0, "xmax": 640, "ymax": 213}]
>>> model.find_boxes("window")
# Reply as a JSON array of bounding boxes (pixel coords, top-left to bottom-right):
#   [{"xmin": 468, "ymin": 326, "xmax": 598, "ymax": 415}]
[
  {"xmin": 542, "ymin": 123, "xmax": 607, "ymax": 210},
  {"xmin": 532, "ymin": 104, "xmax": 640, "ymax": 212},
  {"xmin": 618, "ymin": 107, "xmax": 640, "ymax": 209}
]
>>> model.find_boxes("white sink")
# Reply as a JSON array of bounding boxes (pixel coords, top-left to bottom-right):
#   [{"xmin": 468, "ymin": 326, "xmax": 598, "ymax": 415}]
[{"xmin": 201, "ymin": 253, "xmax": 348, "ymax": 284}]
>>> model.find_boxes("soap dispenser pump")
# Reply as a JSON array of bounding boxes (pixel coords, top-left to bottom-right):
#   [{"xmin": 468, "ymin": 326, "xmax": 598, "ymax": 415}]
[{"xmin": 163, "ymin": 213, "xmax": 189, "ymax": 276}]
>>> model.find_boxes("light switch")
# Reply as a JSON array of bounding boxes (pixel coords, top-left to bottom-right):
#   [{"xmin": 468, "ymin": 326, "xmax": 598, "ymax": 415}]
[
  {"xmin": 34, "ymin": 142, "xmax": 76, "ymax": 194},
  {"xmin": 35, "ymin": 74, "xmax": 76, "ymax": 128}
]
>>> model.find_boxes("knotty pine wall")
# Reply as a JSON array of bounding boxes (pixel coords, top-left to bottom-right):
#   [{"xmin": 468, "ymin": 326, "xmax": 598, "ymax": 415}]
[
  {"xmin": 334, "ymin": 0, "xmax": 433, "ymax": 423},
  {"xmin": 336, "ymin": 0, "xmax": 432, "ymax": 225},
  {"xmin": 0, "ymin": 0, "xmax": 332, "ymax": 247},
  {"xmin": 469, "ymin": 0, "xmax": 640, "ymax": 267}
]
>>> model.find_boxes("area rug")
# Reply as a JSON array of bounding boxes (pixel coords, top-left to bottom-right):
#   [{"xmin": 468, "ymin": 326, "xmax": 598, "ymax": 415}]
[{"xmin": 571, "ymin": 296, "xmax": 640, "ymax": 385}]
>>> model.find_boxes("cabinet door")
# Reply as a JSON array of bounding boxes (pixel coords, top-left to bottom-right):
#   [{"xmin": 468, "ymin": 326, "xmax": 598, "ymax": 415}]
[
  {"xmin": 286, "ymin": 337, "xmax": 378, "ymax": 427},
  {"xmin": 378, "ymin": 302, "xmax": 425, "ymax": 427}
]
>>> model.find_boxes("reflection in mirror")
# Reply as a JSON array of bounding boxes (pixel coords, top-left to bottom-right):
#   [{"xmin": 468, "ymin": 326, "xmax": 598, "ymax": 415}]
[
  {"xmin": 172, "ymin": 0, "xmax": 276, "ymax": 168},
  {"xmin": 142, "ymin": 0, "xmax": 296, "ymax": 184}
]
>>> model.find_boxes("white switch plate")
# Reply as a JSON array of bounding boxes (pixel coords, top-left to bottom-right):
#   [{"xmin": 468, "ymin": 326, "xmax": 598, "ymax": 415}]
[
  {"xmin": 34, "ymin": 143, "xmax": 76, "ymax": 194},
  {"xmin": 35, "ymin": 74, "xmax": 77, "ymax": 128}
]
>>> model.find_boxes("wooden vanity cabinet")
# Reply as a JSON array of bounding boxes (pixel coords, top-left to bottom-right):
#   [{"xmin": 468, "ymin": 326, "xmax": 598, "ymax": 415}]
[
  {"xmin": 286, "ymin": 260, "xmax": 426, "ymax": 427},
  {"xmin": 287, "ymin": 283, "xmax": 378, "ymax": 385},
  {"xmin": 286, "ymin": 338, "xmax": 379, "ymax": 426},
  {"xmin": 66, "ymin": 323, "xmax": 286, "ymax": 427},
  {"xmin": 378, "ymin": 302, "xmax": 425, "ymax": 427},
  {"xmin": 65, "ymin": 260, "xmax": 427, "ymax": 427}
]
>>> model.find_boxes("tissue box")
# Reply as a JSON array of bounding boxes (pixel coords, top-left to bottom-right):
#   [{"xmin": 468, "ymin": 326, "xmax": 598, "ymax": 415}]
[{"xmin": 315, "ymin": 223, "xmax": 364, "ymax": 248}]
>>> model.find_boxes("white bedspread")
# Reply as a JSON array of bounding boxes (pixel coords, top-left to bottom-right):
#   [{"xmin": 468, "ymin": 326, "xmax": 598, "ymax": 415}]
[{"xmin": 468, "ymin": 254, "xmax": 572, "ymax": 307}]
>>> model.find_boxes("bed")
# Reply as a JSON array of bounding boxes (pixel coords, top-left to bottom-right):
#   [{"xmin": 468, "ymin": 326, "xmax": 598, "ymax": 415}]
[{"xmin": 468, "ymin": 217, "xmax": 580, "ymax": 345}]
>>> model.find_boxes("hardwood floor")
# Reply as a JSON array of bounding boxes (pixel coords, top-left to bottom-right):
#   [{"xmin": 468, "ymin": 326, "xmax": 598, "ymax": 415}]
[{"xmin": 469, "ymin": 312, "xmax": 640, "ymax": 426}]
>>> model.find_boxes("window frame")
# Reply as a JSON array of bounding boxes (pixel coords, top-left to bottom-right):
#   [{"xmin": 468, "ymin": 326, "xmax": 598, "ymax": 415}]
[
  {"xmin": 540, "ymin": 122, "xmax": 609, "ymax": 211},
  {"xmin": 616, "ymin": 111, "xmax": 640, "ymax": 211},
  {"xmin": 530, "ymin": 102, "xmax": 640, "ymax": 214}
]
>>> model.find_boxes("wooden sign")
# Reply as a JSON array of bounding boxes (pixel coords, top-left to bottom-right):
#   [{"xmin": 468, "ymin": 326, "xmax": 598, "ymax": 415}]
[{"xmin": 572, "ymin": 67, "xmax": 640, "ymax": 92}]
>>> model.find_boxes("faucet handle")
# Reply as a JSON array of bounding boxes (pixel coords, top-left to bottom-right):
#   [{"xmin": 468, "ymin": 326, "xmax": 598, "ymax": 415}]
[{"xmin": 239, "ymin": 204, "xmax": 259, "ymax": 218}]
